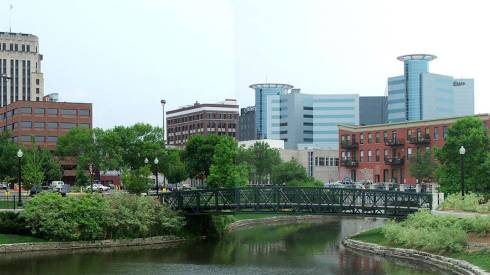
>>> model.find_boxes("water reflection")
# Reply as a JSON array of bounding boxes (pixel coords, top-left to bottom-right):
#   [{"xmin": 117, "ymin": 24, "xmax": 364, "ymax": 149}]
[{"xmin": 0, "ymin": 217, "xmax": 449, "ymax": 275}]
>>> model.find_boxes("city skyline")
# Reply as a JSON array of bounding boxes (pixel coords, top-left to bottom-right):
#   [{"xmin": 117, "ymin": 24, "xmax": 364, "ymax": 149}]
[{"xmin": 1, "ymin": 0, "xmax": 488, "ymax": 128}]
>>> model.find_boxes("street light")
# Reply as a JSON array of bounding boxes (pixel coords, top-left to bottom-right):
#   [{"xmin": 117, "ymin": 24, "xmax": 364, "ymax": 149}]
[
  {"xmin": 154, "ymin": 158, "xmax": 159, "ymax": 195},
  {"xmin": 17, "ymin": 149, "xmax": 23, "ymax": 206},
  {"xmin": 459, "ymin": 146, "xmax": 466, "ymax": 197},
  {"xmin": 160, "ymin": 99, "xmax": 166, "ymax": 144}
]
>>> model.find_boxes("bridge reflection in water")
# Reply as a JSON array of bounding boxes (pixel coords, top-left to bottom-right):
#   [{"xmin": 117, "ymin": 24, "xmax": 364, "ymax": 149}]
[{"xmin": 160, "ymin": 186, "xmax": 432, "ymax": 218}]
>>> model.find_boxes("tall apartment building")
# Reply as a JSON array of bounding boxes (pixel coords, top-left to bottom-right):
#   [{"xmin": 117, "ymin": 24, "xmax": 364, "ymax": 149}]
[
  {"xmin": 387, "ymin": 54, "xmax": 474, "ymax": 122},
  {"xmin": 0, "ymin": 32, "xmax": 44, "ymax": 107},
  {"xmin": 238, "ymin": 106, "xmax": 256, "ymax": 141},
  {"xmin": 250, "ymin": 83, "xmax": 359, "ymax": 149},
  {"xmin": 337, "ymin": 114, "xmax": 490, "ymax": 184},
  {"xmin": 166, "ymin": 99, "xmax": 239, "ymax": 146},
  {"xmin": 359, "ymin": 96, "xmax": 387, "ymax": 125}
]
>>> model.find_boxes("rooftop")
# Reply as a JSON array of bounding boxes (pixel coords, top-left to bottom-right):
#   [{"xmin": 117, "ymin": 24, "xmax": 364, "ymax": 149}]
[
  {"xmin": 397, "ymin": 54, "xmax": 437, "ymax": 62},
  {"xmin": 249, "ymin": 83, "xmax": 294, "ymax": 90}
]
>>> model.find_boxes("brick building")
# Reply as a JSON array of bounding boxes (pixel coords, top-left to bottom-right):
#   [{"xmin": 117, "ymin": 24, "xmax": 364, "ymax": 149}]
[
  {"xmin": 166, "ymin": 99, "xmax": 239, "ymax": 146},
  {"xmin": 338, "ymin": 114, "xmax": 490, "ymax": 185},
  {"xmin": 0, "ymin": 99, "xmax": 92, "ymax": 183}
]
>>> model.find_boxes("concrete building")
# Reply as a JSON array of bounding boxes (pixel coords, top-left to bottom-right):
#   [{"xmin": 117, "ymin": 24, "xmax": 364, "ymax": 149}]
[
  {"xmin": 359, "ymin": 96, "xmax": 387, "ymax": 125},
  {"xmin": 238, "ymin": 139, "xmax": 284, "ymax": 149},
  {"xmin": 280, "ymin": 148, "xmax": 339, "ymax": 183},
  {"xmin": 166, "ymin": 99, "xmax": 239, "ymax": 146},
  {"xmin": 0, "ymin": 32, "xmax": 44, "ymax": 107},
  {"xmin": 387, "ymin": 54, "xmax": 474, "ymax": 123},
  {"xmin": 250, "ymin": 83, "xmax": 359, "ymax": 150},
  {"xmin": 337, "ymin": 114, "xmax": 490, "ymax": 184},
  {"xmin": 238, "ymin": 106, "xmax": 256, "ymax": 141}
]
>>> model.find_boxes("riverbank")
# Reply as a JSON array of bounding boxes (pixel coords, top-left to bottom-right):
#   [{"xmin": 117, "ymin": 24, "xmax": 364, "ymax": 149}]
[
  {"xmin": 226, "ymin": 214, "xmax": 338, "ymax": 232},
  {"xmin": 0, "ymin": 235, "xmax": 190, "ymax": 254},
  {"xmin": 344, "ymin": 228, "xmax": 490, "ymax": 274}
]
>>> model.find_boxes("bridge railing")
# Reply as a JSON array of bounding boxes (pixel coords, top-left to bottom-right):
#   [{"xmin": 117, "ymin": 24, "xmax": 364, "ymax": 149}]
[{"xmin": 160, "ymin": 186, "xmax": 432, "ymax": 217}]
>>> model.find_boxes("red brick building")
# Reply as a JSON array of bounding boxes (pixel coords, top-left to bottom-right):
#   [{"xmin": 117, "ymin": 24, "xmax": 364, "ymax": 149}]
[
  {"xmin": 0, "ymin": 100, "xmax": 92, "ymax": 183},
  {"xmin": 338, "ymin": 114, "xmax": 490, "ymax": 185}
]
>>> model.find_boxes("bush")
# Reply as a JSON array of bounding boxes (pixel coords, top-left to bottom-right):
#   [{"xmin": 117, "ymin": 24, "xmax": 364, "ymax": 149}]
[
  {"xmin": 382, "ymin": 210, "xmax": 490, "ymax": 253},
  {"xmin": 0, "ymin": 212, "xmax": 30, "ymax": 235},
  {"xmin": 121, "ymin": 166, "xmax": 152, "ymax": 195},
  {"xmin": 21, "ymin": 192, "xmax": 184, "ymax": 241},
  {"xmin": 440, "ymin": 193, "xmax": 490, "ymax": 213}
]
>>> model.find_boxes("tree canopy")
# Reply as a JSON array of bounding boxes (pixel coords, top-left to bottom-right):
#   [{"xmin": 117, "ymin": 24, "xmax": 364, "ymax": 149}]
[
  {"xmin": 0, "ymin": 132, "xmax": 19, "ymax": 182},
  {"xmin": 408, "ymin": 149, "xmax": 437, "ymax": 184},
  {"xmin": 238, "ymin": 142, "xmax": 281, "ymax": 185},
  {"xmin": 207, "ymin": 136, "xmax": 248, "ymax": 188},
  {"xmin": 436, "ymin": 117, "xmax": 490, "ymax": 193},
  {"xmin": 182, "ymin": 134, "xmax": 222, "ymax": 180}
]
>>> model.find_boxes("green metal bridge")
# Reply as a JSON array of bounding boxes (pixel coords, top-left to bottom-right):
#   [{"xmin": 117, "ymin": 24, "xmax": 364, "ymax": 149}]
[{"xmin": 160, "ymin": 186, "xmax": 432, "ymax": 218}]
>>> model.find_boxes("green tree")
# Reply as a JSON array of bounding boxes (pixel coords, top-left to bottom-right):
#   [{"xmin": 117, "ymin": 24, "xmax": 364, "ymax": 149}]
[
  {"xmin": 22, "ymin": 139, "xmax": 45, "ymax": 190},
  {"xmin": 238, "ymin": 142, "xmax": 281, "ymax": 184},
  {"xmin": 409, "ymin": 149, "xmax": 437, "ymax": 184},
  {"xmin": 436, "ymin": 116, "xmax": 490, "ymax": 193},
  {"xmin": 121, "ymin": 166, "xmax": 152, "ymax": 194},
  {"xmin": 207, "ymin": 136, "xmax": 248, "ymax": 188},
  {"xmin": 41, "ymin": 149, "xmax": 63, "ymax": 183},
  {"xmin": 183, "ymin": 134, "xmax": 222, "ymax": 180},
  {"xmin": 0, "ymin": 132, "xmax": 18, "ymax": 182},
  {"xmin": 271, "ymin": 159, "xmax": 308, "ymax": 186},
  {"xmin": 162, "ymin": 149, "xmax": 187, "ymax": 184}
]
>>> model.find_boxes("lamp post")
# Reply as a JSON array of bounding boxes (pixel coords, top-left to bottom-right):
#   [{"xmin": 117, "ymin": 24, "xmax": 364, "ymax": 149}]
[
  {"xmin": 160, "ymin": 100, "xmax": 166, "ymax": 144},
  {"xmin": 154, "ymin": 158, "xmax": 159, "ymax": 195},
  {"xmin": 17, "ymin": 149, "xmax": 23, "ymax": 206},
  {"xmin": 459, "ymin": 146, "xmax": 465, "ymax": 197}
]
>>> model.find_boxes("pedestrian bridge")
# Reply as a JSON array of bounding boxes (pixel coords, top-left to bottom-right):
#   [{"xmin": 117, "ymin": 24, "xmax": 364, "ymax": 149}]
[{"xmin": 160, "ymin": 186, "xmax": 432, "ymax": 218}]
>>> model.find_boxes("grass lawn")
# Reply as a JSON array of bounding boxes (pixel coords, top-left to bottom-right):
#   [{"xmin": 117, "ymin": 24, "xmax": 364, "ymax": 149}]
[
  {"xmin": 351, "ymin": 227, "xmax": 490, "ymax": 272},
  {"xmin": 0, "ymin": 201, "xmax": 21, "ymax": 209},
  {"xmin": 0, "ymin": 234, "xmax": 45, "ymax": 244},
  {"xmin": 233, "ymin": 213, "xmax": 286, "ymax": 221}
]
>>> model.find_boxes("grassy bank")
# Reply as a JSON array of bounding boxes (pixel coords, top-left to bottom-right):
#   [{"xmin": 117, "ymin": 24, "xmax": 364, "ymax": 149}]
[
  {"xmin": 233, "ymin": 213, "xmax": 286, "ymax": 221},
  {"xmin": 0, "ymin": 233, "xmax": 45, "ymax": 244},
  {"xmin": 351, "ymin": 226, "xmax": 490, "ymax": 272}
]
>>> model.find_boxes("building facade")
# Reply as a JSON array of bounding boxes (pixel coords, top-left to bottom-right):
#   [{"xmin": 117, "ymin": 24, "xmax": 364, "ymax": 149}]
[
  {"xmin": 0, "ymin": 32, "xmax": 44, "ymax": 107},
  {"xmin": 337, "ymin": 114, "xmax": 490, "ymax": 185},
  {"xmin": 250, "ymin": 83, "xmax": 359, "ymax": 150},
  {"xmin": 280, "ymin": 148, "xmax": 339, "ymax": 184},
  {"xmin": 238, "ymin": 106, "xmax": 256, "ymax": 141},
  {"xmin": 166, "ymin": 99, "xmax": 239, "ymax": 146},
  {"xmin": 387, "ymin": 54, "xmax": 474, "ymax": 123},
  {"xmin": 359, "ymin": 96, "xmax": 387, "ymax": 125}
]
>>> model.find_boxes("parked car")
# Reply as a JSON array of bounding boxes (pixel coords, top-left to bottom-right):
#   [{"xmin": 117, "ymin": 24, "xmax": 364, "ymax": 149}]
[
  {"xmin": 86, "ymin": 183, "xmax": 110, "ymax": 192},
  {"xmin": 0, "ymin": 182, "xmax": 8, "ymax": 190},
  {"xmin": 50, "ymin": 181, "xmax": 65, "ymax": 192}
]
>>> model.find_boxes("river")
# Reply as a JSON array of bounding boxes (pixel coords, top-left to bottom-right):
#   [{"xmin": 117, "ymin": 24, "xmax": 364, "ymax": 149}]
[{"xmin": 0, "ymin": 217, "xmax": 448, "ymax": 275}]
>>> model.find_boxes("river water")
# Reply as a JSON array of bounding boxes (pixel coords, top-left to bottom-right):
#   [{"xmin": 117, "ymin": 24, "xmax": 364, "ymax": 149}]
[{"xmin": 0, "ymin": 217, "xmax": 448, "ymax": 275}]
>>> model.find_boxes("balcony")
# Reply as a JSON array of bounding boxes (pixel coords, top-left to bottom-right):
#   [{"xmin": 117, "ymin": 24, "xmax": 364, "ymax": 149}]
[
  {"xmin": 342, "ymin": 158, "xmax": 358, "ymax": 168},
  {"xmin": 384, "ymin": 138, "xmax": 405, "ymax": 146},
  {"xmin": 409, "ymin": 135, "xmax": 431, "ymax": 145},
  {"xmin": 340, "ymin": 140, "xmax": 359, "ymax": 150},
  {"xmin": 384, "ymin": 157, "xmax": 405, "ymax": 165}
]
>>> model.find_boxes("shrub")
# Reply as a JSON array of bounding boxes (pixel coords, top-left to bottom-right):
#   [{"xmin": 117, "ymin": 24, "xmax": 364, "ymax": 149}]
[
  {"xmin": 0, "ymin": 212, "xmax": 29, "ymax": 235},
  {"xmin": 21, "ymin": 192, "xmax": 184, "ymax": 241},
  {"xmin": 121, "ymin": 166, "xmax": 152, "ymax": 195},
  {"xmin": 440, "ymin": 193, "xmax": 490, "ymax": 213}
]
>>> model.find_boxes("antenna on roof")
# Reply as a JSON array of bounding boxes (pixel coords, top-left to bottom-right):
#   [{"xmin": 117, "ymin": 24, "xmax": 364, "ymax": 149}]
[{"xmin": 9, "ymin": 0, "xmax": 13, "ymax": 32}]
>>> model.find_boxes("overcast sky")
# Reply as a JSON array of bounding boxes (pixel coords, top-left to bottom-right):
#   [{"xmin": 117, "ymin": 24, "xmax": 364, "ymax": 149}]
[{"xmin": 2, "ymin": 0, "xmax": 489, "ymax": 128}]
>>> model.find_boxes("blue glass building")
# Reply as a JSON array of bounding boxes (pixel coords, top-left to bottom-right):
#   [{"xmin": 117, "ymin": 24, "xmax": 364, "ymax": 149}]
[{"xmin": 387, "ymin": 54, "xmax": 474, "ymax": 122}]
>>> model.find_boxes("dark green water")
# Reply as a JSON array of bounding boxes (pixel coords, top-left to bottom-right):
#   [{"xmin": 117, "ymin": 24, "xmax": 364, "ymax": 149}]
[{"xmin": 0, "ymin": 217, "xmax": 448, "ymax": 275}]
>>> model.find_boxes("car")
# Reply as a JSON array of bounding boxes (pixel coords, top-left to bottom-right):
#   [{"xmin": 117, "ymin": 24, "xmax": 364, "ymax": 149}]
[
  {"xmin": 86, "ymin": 183, "xmax": 110, "ymax": 192},
  {"xmin": 51, "ymin": 181, "xmax": 65, "ymax": 192},
  {"xmin": 0, "ymin": 182, "xmax": 8, "ymax": 190}
]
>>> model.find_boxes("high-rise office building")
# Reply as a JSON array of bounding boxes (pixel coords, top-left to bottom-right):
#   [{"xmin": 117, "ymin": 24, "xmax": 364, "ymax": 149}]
[
  {"xmin": 359, "ymin": 96, "xmax": 387, "ymax": 125},
  {"xmin": 0, "ymin": 32, "xmax": 44, "ymax": 107},
  {"xmin": 387, "ymin": 54, "xmax": 474, "ymax": 123},
  {"xmin": 238, "ymin": 106, "xmax": 256, "ymax": 141},
  {"xmin": 250, "ymin": 83, "xmax": 359, "ymax": 149}
]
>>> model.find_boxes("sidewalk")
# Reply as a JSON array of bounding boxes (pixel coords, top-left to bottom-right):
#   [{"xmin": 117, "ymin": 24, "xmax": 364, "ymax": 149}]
[{"xmin": 432, "ymin": 210, "xmax": 489, "ymax": 218}]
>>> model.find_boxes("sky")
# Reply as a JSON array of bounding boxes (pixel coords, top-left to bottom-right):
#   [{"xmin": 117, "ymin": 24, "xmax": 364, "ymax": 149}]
[{"xmin": 1, "ymin": 0, "xmax": 489, "ymax": 129}]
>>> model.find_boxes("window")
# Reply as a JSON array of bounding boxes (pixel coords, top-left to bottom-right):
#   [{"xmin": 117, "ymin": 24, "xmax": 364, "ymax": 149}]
[
  {"xmin": 434, "ymin": 127, "xmax": 439, "ymax": 140},
  {"xmin": 315, "ymin": 157, "xmax": 318, "ymax": 166},
  {"xmin": 368, "ymin": 133, "xmax": 372, "ymax": 144},
  {"xmin": 384, "ymin": 149, "xmax": 389, "ymax": 160},
  {"xmin": 47, "ymin": 122, "xmax": 58, "ymax": 129},
  {"xmin": 367, "ymin": 150, "xmax": 372, "ymax": 162},
  {"xmin": 376, "ymin": 149, "xmax": 380, "ymax": 161},
  {"xmin": 34, "ymin": 122, "xmax": 44, "ymax": 128},
  {"xmin": 335, "ymin": 158, "xmax": 339, "ymax": 166},
  {"xmin": 425, "ymin": 128, "xmax": 430, "ymax": 138},
  {"xmin": 407, "ymin": 129, "xmax": 412, "ymax": 140},
  {"xmin": 36, "ymin": 79, "xmax": 40, "ymax": 85},
  {"xmin": 443, "ymin": 126, "xmax": 448, "ymax": 139},
  {"xmin": 303, "ymin": 114, "xmax": 313, "ymax": 118},
  {"xmin": 383, "ymin": 131, "xmax": 388, "ymax": 142},
  {"xmin": 21, "ymin": 136, "xmax": 30, "ymax": 142},
  {"xmin": 375, "ymin": 132, "xmax": 380, "ymax": 143},
  {"xmin": 61, "ymin": 109, "xmax": 76, "ymax": 115},
  {"xmin": 407, "ymin": 147, "xmax": 413, "ymax": 159},
  {"xmin": 319, "ymin": 157, "xmax": 325, "ymax": 166},
  {"xmin": 47, "ymin": 136, "xmax": 58, "ymax": 143},
  {"xmin": 34, "ymin": 108, "xmax": 44, "ymax": 114},
  {"xmin": 303, "ymin": 106, "xmax": 313, "ymax": 110},
  {"xmin": 341, "ymin": 151, "xmax": 346, "ymax": 160},
  {"xmin": 35, "ymin": 136, "xmax": 45, "ymax": 143},
  {"xmin": 16, "ymin": 107, "xmax": 32, "ymax": 114},
  {"xmin": 329, "ymin": 158, "xmax": 334, "ymax": 166},
  {"xmin": 36, "ymin": 88, "xmax": 40, "ymax": 94},
  {"xmin": 360, "ymin": 150, "xmax": 364, "ymax": 162},
  {"xmin": 79, "ymin": 123, "xmax": 90, "ymax": 128},
  {"xmin": 19, "ymin": 121, "xmax": 32, "ymax": 128},
  {"xmin": 360, "ymin": 133, "xmax": 364, "ymax": 144},
  {"xmin": 47, "ymin": 108, "xmax": 58, "ymax": 115}
]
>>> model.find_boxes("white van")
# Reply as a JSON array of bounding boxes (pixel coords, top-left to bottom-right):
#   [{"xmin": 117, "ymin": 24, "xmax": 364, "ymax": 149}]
[{"xmin": 51, "ymin": 181, "xmax": 65, "ymax": 192}]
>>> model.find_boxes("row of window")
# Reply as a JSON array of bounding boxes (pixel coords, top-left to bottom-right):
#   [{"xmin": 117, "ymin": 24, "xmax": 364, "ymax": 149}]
[
  {"xmin": 314, "ymin": 157, "xmax": 339, "ymax": 167},
  {"xmin": 0, "ymin": 43, "xmax": 33, "ymax": 53},
  {"xmin": 13, "ymin": 135, "xmax": 58, "ymax": 143},
  {"xmin": 168, "ymin": 122, "xmax": 237, "ymax": 133},
  {"xmin": 341, "ymin": 146, "xmax": 433, "ymax": 162},
  {"xmin": 168, "ymin": 112, "xmax": 238, "ymax": 125},
  {"xmin": 168, "ymin": 132, "xmax": 236, "ymax": 142},
  {"xmin": 341, "ymin": 126, "xmax": 449, "ymax": 144},
  {"xmin": 1, "ymin": 122, "xmax": 89, "ymax": 130},
  {"xmin": 0, "ymin": 108, "xmax": 90, "ymax": 119}
]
